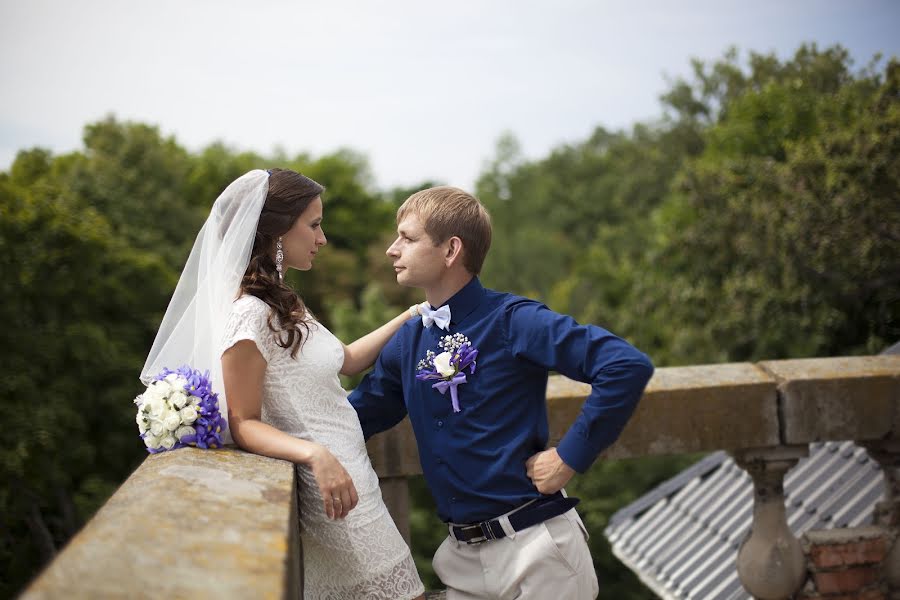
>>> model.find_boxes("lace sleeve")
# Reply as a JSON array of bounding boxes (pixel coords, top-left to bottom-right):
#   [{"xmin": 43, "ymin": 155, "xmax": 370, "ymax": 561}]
[{"xmin": 221, "ymin": 296, "xmax": 275, "ymax": 364}]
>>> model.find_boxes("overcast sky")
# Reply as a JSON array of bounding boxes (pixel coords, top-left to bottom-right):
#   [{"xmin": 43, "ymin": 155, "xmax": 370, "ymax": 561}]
[{"xmin": 2, "ymin": 0, "xmax": 898, "ymax": 191}]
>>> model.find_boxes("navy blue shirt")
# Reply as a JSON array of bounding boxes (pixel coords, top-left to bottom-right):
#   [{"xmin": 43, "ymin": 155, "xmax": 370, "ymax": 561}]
[{"xmin": 348, "ymin": 277, "xmax": 653, "ymax": 524}]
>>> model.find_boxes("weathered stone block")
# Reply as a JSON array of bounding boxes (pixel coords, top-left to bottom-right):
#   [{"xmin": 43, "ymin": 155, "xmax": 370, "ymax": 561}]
[
  {"xmin": 547, "ymin": 363, "xmax": 779, "ymax": 459},
  {"xmin": 759, "ymin": 356, "xmax": 900, "ymax": 444},
  {"xmin": 367, "ymin": 418, "xmax": 421, "ymax": 478},
  {"xmin": 22, "ymin": 447, "xmax": 299, "ymax": 600}
]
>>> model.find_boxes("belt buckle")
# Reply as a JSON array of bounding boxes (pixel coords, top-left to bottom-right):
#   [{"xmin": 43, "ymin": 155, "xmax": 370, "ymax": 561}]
[{"xmin": 461, "ymin": 521, "xmax": 494, "ymax": 544}]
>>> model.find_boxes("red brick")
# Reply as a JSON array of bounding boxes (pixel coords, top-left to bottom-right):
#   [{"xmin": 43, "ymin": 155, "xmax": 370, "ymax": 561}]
[
  {"xmin": 813, "ymin": 567, "xmax": 880, "ymax": 595},
  {"xmin": 810, "ymin": 537, "xmax": 889, "ymax": 569}
]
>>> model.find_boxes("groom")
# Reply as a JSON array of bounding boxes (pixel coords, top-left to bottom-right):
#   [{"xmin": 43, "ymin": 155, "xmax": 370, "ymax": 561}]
[{"xmin": 349, "ymin": 186, "xmax": 653, "ymax": 599}]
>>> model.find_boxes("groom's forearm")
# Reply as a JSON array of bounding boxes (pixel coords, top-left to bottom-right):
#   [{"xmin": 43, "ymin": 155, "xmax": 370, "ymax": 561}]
[{"xmin": 556, "ymin": 350, "xmax": 654, "ymax": 472}]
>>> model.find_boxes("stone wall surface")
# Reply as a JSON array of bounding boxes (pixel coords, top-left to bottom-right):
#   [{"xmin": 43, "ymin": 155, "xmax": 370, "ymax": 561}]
[
  {"xmin": 367, "ymin": 356, "xmax": 900, "ymax": 473},
  {"xmin": 759, "ymin": 356, "xmax": 900, "ymax": 444},
  {"xmin": 21, "ymin": 447, "xmax": 300, "ymax": 600}
]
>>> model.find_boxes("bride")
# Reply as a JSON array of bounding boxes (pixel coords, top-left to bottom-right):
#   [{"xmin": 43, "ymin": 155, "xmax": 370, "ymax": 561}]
[{"xmin": 142, "ymin": 168, "xmax": 425, "ymax": 599}]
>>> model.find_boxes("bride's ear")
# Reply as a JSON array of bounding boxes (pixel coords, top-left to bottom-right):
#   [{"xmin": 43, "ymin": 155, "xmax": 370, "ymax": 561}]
[{"xmin": 444, "ymin": 236, "xmax": 464, "ymax": 268}]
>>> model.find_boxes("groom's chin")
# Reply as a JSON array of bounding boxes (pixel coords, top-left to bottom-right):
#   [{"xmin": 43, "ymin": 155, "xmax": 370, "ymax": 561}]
[{"xmin": 394, "ymin": 273, "xmax": 415, "ymax": 288}]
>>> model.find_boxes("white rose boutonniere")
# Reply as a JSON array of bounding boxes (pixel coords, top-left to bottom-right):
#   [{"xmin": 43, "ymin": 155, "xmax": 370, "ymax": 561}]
[{"xmin": 416, "ymin": 333, "xmax": 479, "ymax": 413}]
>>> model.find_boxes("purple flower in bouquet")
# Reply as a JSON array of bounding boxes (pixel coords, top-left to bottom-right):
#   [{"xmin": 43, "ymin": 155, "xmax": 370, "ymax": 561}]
[
  {"xmin": 416, "ymin": 333, "xmax": 478, "ymax": 412},
  {"xmin": 134, "ymin": 365, "xmax": 227, "ymax": 453}
]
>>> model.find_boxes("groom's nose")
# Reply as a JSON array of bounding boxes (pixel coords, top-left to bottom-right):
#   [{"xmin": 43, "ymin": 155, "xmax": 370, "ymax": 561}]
[{"xmin": 386, "ymin": 238, "xmax": 400, "ymax": 257}]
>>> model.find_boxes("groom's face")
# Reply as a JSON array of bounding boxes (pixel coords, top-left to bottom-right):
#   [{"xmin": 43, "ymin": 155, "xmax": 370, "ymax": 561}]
[{"xmin": 387, "ymin": 213, "xmax": 446, "ymax": 288}]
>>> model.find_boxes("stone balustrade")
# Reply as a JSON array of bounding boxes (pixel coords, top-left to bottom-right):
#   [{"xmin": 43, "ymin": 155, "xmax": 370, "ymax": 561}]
[
  {"xmin": 21, "ymin": 355, "xmax": 900, "ymax": 599},
  {"xmin": 21, "ymin": 447, "xmax": 301, "ymax": 599}
]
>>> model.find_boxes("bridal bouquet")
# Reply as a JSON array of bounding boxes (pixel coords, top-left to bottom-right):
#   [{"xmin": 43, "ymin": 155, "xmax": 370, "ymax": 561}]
[{"xmin": 134, "ymin": 365, "xmax": 227, "ymax": 453}]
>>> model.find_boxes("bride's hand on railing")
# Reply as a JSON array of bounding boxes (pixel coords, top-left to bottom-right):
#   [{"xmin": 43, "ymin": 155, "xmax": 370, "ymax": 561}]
[{"xmin": 309, "ymin": 444, "xmax": 359, "ymax": 519}]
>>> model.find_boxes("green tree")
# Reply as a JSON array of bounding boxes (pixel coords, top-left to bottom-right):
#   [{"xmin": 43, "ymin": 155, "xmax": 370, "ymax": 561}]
[
  {"xmin": 56, "ymin": 116, "xmax": 203, "ymax": 270},
  {"xmin": 641, "ymin": 54, "xmax": 899, "ymax": 363},
  {"xmin": 0, "ymin": 169, "xmax": 174, "ymax": 597}
]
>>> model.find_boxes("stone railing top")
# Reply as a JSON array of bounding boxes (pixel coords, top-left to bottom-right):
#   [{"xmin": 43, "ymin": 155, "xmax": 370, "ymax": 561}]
[
  {"xmin": 21, "ymin": 447, "xmax": 298, "ymax": 599},
  {"xmin": 758, "ymin": 355, "xmax": 900, "ymax": 445},
  {"xmin": 368, "ymin": 354, "xmax": 900, "ymax": 473},
  {"xmin": 759, "ymin": 355, "xmax": 900, "ymax": 380}
]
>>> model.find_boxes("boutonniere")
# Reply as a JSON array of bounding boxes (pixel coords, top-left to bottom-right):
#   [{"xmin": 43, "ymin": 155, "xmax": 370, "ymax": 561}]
[{"xmin": 416, "ymin": 333, "xmax": 478, "ymax": 412}]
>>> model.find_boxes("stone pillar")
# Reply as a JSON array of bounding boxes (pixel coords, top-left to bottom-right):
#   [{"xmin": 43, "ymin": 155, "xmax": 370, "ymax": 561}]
[
  {"xmin": 865, "ymin": 439, "xmax": 900, "ymax": 596},
  {"xmin": 380, "ymin": 476, "xmax": 411, "ymax": 547},
  {"xmin": 368, "ymin": 425, "xmax": 415, "ymax": 548},
  {"xmin": 732, "ymin": 445, "xmax": 809, "ymax": 600}
]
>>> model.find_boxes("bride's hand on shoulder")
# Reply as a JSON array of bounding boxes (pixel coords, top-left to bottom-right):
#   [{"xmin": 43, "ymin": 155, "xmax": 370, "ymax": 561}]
[{"xmin": 308, "ymin": 444, "xmax": 359, "ymax": 519}]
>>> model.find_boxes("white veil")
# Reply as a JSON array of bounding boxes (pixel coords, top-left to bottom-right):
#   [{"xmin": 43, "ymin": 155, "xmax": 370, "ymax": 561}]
[{"xmin": 141, "ymin": 169, "xmax": 270, "ymax": 444}]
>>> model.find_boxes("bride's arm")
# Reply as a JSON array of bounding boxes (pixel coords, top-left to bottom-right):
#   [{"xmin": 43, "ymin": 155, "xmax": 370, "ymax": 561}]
[
  {"xmin": 222, "ymin": 340, "xmax": 358, "ymax": 519},
  {"xmin": 340, "ymin": 305, "xmax": 419, "ymax": 376}
]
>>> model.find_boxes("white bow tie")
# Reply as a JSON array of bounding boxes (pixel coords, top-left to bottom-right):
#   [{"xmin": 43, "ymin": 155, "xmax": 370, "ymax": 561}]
[{"xmin": 420, "ymin": 304, "xmax": 452, "ymax": 330}]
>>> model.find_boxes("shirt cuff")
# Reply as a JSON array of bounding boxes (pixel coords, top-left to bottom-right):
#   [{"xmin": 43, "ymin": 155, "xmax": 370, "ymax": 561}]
[{"xmin": 556, "ymin": 432, "xmax": 601, "ymax": 474}]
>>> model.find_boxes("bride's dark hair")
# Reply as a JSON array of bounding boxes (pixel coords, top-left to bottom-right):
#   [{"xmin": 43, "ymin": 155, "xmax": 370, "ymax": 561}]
[{"xmin": 240, "ymin": 168, "xmax": 324, "ymax": 358}]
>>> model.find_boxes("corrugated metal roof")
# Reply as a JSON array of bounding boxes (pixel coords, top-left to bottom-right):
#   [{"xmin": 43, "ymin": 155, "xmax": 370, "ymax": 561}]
[{"xmin": 604, "ymin": 442, "xmax": 884, "ymax": 600}]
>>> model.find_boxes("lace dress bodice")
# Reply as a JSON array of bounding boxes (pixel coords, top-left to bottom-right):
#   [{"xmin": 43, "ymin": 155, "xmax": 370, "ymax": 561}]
[{"xmin": 222, "ymin": 295, "xmax": 423, "ymax": 599}]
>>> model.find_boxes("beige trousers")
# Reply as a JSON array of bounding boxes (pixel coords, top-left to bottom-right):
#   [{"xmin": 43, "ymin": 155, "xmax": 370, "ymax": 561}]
[{"xmin": 432, "ymin": 508, "xmax": 599, "ymax": 599}]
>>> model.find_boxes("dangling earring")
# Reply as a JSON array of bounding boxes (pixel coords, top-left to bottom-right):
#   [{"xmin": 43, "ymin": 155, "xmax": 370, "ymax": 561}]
[{"xmin": 275, "ymin": 237, "xmax": 284, "ymax": 281}]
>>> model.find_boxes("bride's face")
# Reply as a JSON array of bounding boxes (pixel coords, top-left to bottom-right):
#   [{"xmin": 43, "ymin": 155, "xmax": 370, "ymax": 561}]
[{"xmin": 281, "ymin": 196, "xmax": 327, "ymax": 271}]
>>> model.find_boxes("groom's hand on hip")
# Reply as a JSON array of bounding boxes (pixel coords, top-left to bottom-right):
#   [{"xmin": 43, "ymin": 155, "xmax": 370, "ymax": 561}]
[{"xmin": 525, "ymin": 447, "xmax": 576, "ymax": 494}]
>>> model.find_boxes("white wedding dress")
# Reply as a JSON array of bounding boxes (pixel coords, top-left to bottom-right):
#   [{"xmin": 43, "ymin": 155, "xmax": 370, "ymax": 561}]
[{"xmin": 222, "ymin": 295, "xmax": 424, "ymax": 599}]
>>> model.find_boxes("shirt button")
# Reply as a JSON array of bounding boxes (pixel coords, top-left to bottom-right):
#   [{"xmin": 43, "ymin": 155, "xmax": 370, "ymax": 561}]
[
  {"xmin": 437, "ymin": 420, "xmax": 443, "ymax": 427},
  {"xmin": 436, "ymin": 457, "xmax": 444, "ymax": 464},
  {"xmin": 450, "ymin": 497, "xmax": 457, "ymax": 503}
]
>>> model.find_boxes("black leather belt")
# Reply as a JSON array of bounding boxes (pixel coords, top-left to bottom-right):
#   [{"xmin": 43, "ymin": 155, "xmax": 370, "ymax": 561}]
[{"xmin": 450, "ymin": 492, "xmax": 580, "ymax": 544}]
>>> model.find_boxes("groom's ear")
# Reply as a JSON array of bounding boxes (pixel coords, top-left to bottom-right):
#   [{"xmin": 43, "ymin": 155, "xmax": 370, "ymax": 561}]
[{"xmin": 444, "ymin": 236, "xmax": 464, "ymax": 268}]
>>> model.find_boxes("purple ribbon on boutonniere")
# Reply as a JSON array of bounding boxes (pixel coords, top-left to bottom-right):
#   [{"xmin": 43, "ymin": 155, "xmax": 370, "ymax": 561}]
[
  {"xmin": 432, "ymin": 372, "xmax": 468, "ymax": 412},
  {"xmin": 416, "ymin": 335, "xmax": 478, "ymax": 413}
]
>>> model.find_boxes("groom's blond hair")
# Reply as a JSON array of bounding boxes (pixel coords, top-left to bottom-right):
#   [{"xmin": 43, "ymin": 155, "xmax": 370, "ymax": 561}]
[{"xmin": 397, "ymin": 186, "xmax": 492, "ymax": 275}]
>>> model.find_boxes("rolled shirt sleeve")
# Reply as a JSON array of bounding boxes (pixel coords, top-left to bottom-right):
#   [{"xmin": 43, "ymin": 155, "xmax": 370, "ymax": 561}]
[{"xmin": 504, "ymin": 300, "xmax": 654, "ymax": 472}]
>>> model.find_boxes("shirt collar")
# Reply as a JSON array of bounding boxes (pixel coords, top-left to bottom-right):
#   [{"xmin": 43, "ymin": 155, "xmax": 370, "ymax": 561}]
[{"xmin": 438, "ymin": 276, "xmax": 484, "ymax": 327}]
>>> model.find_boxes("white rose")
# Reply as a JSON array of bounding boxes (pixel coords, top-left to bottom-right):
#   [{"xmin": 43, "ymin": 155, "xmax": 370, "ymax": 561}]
[
  {"xmin": 136, "ymin": 412, "xmax": 149, "ymax": 433},
  {"xmin": 175, "ymin": 425, "xmax": 195, "ymax": 442},
  {"xmin": 433, "ymin": 351, "xmax": 456, "ymax": 377},
  {"xmin": 171, "ymin": 391, "xmax": 189, "ymax": 409},
  {"xmin": 160, "ymin": 435, "xmax": 177, "ymax": 450},
  {"xmin": 180, "ymin": 406, "xmax": 198, "ymax": 425},
  {"xmin": 162, "ymin": 410, "xmax": 182, "ymax": 432},
  {"xmin": 133, "ymin": 393, "xmax": 145, "ymax": 407},
  {"xmin": 147, "ymin": 380, "xmax": 171, "ymax": 400},
  {"xmin": 144, "ymin": 434, "xmax": 160, "ymax": 449},
  {"xmin": 149, "ymin": 420, "xmax": 165, "ymax": 437},
  {"xmin": 146, "ymin": 395, "xmax": 166, "ymax": 417},
  {"xmin": 166, "ymin": 374, "xmax": 188, "ymax": 391}
]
